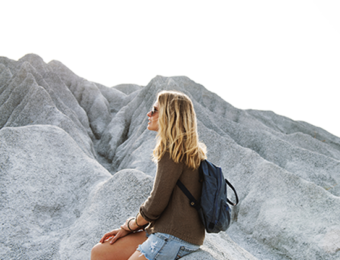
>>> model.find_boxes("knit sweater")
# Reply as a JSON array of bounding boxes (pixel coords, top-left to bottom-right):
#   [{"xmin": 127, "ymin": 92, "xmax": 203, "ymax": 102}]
[{"xmin": 139, "ymin": 152, "xmax": 205, "ymax": 245}]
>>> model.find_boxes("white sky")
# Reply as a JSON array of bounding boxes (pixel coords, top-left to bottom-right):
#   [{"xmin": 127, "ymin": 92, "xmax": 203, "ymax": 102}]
[{"xmin": 1, "ymin": 0, "xmax": 340, "ymax": 137}]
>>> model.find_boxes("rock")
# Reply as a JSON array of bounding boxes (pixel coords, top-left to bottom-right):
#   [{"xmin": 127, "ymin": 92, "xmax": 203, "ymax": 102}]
[
  {"xmin": 113, "ymin": 83, "xmax": 143, "ymax": 95},
  {"xmin": 48, "ymin": 59, "xmax": 111, "ymax": 139},
  {"xmin": 0, "ymin": 125, "xmax": 110, "ymax": 259},
  {"xmin": 1, "ymin": 54, "xmax": 340, "ymax": 260},
  {"xmin": 320, "ymin": 228, "xmax": 340, "ymax": 254},
  {"xmin": 0, "ymin": 60, "xmax": 96, "ymax": 159}
]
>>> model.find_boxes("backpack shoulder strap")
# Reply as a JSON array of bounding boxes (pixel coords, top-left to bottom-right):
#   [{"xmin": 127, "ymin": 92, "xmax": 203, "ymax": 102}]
[
  {"xmin": 176, "ymin": 180, "xmax": 200, "ymax": 211},
  {"xmin": 205, "ymin": 159, "xmax": 239, "ymax": 207},
  {"xmin": 225, "ymin": 179, "xmax": 239, "ymax": 206}
]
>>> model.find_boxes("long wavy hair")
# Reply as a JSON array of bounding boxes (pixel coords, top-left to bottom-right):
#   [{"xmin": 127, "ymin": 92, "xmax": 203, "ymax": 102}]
[{"xmin": 153, "ymin": 90, "xmax": 207, "ymax": 169}]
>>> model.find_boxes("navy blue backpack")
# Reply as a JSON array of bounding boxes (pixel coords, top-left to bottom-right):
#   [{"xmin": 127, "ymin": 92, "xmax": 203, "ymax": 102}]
[{"xmin": 177, "ymin": 160, "xmax": 239, "ymax": 233}]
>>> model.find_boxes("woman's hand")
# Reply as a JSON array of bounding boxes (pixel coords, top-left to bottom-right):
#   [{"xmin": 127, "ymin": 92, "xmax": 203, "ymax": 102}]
[{"xmin": 99, "ymin": 228, "xmax": 131, "ymax": 245}]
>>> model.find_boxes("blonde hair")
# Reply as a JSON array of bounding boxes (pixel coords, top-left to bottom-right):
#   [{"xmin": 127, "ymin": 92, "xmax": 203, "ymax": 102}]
[{"xmin": 153, "ymin": 90, "xmax": 207, "ymax": 169}]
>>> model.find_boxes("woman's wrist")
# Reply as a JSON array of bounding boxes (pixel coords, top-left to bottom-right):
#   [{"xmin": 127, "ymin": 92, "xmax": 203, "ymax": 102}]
[
  {"xmin": 136, "ymin": 212, "xmax": 149, "ymax": 228},
  {"xmin": 123, "ymin": 213, "xmax": 149, "ymax": 232},
  {"xmin": 135, "ymin": 213, "xmax": 145, "ymax": 228},
  {"xmin": 124, "ymin": 217, "xmax": 141, "ymax": 232},
  {"xmin": 128, "ymin": 218, "xmax": 139, "ymax": 231}
]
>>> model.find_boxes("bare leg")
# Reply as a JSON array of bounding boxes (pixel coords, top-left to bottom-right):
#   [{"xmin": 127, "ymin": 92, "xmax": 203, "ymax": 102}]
[
  {"xmin": 128, "ymin": 251, "xmax": 148, "ymax": 260},
  {"xmin": 91, "ymin": 231, "xmax": 148, "ymax": 260}
]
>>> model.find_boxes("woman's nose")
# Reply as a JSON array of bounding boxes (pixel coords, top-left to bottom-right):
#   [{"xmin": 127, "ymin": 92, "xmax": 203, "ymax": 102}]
[{"xmin": 147, "ymin": 111, "xmax": 151, "ymax": 117}]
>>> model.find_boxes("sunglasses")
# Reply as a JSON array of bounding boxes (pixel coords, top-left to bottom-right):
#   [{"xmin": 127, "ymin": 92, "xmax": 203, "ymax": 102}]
[{"xmin": 151, "ymin": 107, "xmax": 158, "ymax": 116}]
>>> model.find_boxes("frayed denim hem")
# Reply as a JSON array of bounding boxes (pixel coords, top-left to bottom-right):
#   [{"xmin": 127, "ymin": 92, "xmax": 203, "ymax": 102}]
[{"xmin": 136, "ymin": 246, "xmax": 152, "ymax": 260}]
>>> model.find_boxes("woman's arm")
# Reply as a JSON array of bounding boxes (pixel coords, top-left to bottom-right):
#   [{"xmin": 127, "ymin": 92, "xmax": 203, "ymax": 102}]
[{"xmin": 139, "ymin": 153, "xmax": 184, "ymax": 221}]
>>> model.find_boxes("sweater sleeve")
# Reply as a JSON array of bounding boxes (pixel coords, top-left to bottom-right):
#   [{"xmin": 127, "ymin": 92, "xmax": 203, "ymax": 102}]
[{"xmin": 139, "ymin": 153, "xmax": 184, "ymax": 222}]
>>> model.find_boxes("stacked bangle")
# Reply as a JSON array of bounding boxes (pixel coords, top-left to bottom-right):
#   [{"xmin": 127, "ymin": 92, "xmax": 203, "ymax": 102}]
[
  {"xmin": 127, "ymin": 218, "xmax": 134, "ymax": 232},
  {"xmin": 126, "ymin": 214, "xmax": 148, "ymax": 232},
  {"xmin": 135, "ymin": 213, "xmax": 144, "ymax": 228}
]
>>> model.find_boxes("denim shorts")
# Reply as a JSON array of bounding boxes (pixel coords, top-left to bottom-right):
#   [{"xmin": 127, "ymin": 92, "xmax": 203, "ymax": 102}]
[{"xmin": 137, "ymin": 232, "xmax": 200, "ymax": 260}]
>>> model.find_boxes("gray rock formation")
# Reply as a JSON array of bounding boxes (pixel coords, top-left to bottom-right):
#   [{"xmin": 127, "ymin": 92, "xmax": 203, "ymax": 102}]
[{"xmin": 1, "ymin": 54, "xmax": 339, "ymax": 260}]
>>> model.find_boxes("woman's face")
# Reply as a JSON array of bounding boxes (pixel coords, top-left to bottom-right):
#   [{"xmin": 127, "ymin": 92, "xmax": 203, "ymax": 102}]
[{"xmin": 147, "ymin": 101, "xmax": 159, "ymax": 131}]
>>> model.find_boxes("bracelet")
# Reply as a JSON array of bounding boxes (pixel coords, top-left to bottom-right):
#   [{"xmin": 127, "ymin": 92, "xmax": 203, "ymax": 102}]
[
  {"xmin": 127, "ymin": 218, "xmax": 134, "ymax": 232},
  {"xmin": 135, "ymin": 213, "xmax": 144, "ymax": 228}
]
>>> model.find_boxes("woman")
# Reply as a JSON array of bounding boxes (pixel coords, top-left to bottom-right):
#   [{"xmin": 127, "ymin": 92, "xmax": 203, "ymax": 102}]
[{"xmin": 91, "ymin": 90, "xmax": 207, "ymax": 260}]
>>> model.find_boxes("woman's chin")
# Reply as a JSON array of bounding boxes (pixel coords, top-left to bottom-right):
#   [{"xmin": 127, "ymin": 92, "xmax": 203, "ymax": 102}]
[{"xmin": 147, "ymin": 125, "xmax": 158, "ymax": 131}]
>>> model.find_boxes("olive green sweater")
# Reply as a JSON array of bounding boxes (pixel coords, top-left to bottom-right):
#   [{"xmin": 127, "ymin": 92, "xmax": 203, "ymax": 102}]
[{"xmin": 139, "ymin": 153, "xmax": 205, "ymax": 245}]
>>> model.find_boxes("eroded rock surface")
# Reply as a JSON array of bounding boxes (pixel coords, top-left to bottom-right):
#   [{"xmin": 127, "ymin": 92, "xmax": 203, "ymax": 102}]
[{"xmin": 1, "ymin": 54, "xmax": 339, "ymax": 260}]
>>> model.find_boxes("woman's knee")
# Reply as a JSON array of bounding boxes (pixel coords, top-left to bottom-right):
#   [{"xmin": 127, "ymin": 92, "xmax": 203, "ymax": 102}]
[
  {"xmin": 91, "ymin": 243, "xmax": 107, "ymax": 260},
  {"xmin": 91, "ymin": 246, "xmax": 96, "ymax": 260},
  {"xmin": 90, "ymin": 239, "xmax": 127, "ymax": 260}
]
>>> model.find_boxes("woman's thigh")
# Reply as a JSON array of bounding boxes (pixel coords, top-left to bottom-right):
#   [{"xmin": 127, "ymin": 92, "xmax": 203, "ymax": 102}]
[
  {"xmin": 91, "ymin": 231, "xmax": 148, "ymax": 260},
  {"xmin": 128, "ymin": 251, "xmax": 147, "ymax": 260}
]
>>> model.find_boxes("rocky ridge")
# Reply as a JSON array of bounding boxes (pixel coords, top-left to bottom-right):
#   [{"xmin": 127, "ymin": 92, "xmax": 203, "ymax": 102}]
[{"xmin": 0, "ymin": 54, "xmax": 339, "ymax": 260}]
